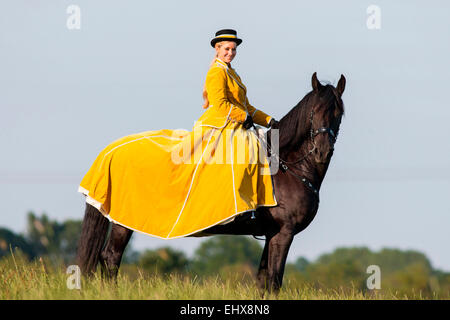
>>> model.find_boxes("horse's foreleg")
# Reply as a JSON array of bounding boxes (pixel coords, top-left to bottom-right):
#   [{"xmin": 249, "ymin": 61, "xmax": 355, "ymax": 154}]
[
  {"xmin": 100, "ymin": 223, "xmax": 133, "ymax": 280},
  {"xmin": 266, "ymin": 230, "xmax": 293, "ymax": 292}
]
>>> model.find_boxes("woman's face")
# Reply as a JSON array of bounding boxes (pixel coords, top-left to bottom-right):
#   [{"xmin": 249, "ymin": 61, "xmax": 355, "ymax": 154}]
[{"xmin": 216, "ymin": 41, "xmax": 237, "ymax": 64}]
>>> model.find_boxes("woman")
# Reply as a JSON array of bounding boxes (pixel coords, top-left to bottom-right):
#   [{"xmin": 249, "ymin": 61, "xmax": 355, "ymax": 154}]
[
  {"xmin": 78, "ymin": 29, "xmax": 278, "ymax": 239},
  {"xmin": 201, "ymin": 29, "xmax": 277, "ymax": 129}
]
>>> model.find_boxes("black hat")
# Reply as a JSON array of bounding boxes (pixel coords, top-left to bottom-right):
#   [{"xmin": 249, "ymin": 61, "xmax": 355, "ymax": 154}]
[{"xmin": 210, "ymin": 29, "xmax": 243, "ymax": 48}]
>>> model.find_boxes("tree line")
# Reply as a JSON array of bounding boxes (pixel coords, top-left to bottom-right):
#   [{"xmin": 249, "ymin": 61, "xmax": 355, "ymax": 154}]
[{"xmin": 1, "ymin": 212, "xmax": 449, "ymax": 298}]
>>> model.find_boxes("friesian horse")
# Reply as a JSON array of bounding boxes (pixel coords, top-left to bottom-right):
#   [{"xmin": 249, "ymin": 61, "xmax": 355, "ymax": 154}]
[{"xmin": 76, "ymin": 72, "xmax": 346, "ymax": 292}]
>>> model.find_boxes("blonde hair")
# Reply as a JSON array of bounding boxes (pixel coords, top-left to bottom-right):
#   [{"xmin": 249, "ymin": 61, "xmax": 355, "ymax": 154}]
[{"xmin": 202, "ymin": 42, "xmax": 223, "ymax": 109}]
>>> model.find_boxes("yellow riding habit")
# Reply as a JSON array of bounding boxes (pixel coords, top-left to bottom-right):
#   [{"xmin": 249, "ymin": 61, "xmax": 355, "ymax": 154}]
[{"xmin": 79, "ymin": 58, "xmax": 277, "ymax": 239}]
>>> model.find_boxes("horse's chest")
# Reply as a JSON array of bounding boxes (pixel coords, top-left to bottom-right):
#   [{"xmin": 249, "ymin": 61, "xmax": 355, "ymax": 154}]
[
  {"xmin": 272, "ymin": 172, "xmax": 321, "ymax": 233},
  {"xmin": 279, "ymin": 182, "xmax": 319, "ymax": 232}
]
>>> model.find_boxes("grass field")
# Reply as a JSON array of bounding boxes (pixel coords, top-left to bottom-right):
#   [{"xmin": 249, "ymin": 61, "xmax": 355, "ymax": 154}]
[{"xmin": 1, "ymin": 253, "xmax": 442, "ymax": 300}]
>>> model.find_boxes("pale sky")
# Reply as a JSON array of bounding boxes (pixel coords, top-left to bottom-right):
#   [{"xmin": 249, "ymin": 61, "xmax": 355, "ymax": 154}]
[{"xmin": 1, "ymin": 1, "xmax": 449, "ymax": 270}]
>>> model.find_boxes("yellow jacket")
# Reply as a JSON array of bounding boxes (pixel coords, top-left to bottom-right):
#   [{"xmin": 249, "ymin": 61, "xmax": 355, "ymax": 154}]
[{"xmin": 196, "ymin": 58, "xmax": 272, "ymax": 128}]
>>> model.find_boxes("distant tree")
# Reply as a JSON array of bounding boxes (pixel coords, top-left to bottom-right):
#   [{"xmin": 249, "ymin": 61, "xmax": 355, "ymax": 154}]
[
  {"xmin": 25, "ymin": 212, "xmax": 82, "ymax": 263},
  {"xmin": 294, "ymin": 256, "xmax": 310, "ymax": 272},
  {"xmin": 314, "ymin": 247, "xmax": 373, "ymax": 267},
  {"xmin": 138, "ymin": 247, "xmax": 189, "ymax": 274},
  {"xmin": 287, "ymin": 246, "xmax": 441, "ymax": 296},
  {"xmin": 191, "ymin": 235, "xmax": 263, "ymax": 275},
  {"xmin": 26, "ymin": 212, "xmax": 61, "ymax": 256},
  {"xmin": 0, "ymin": 227, "xmax": 35, "ymax": 259},
  {"xmin": 375, "ymin": 248, "xmax": 432, "ymax": 274}
]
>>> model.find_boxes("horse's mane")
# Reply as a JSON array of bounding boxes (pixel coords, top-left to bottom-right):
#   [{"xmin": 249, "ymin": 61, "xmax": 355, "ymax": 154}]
[{"xmin": 270, "ymin": 84, "xmax": 344, "ymax": 155}]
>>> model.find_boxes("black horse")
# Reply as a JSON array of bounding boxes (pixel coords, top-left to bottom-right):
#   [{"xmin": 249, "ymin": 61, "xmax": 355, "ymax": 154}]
[{"xmin": 76, "ymin": 72, "xmax": 346, "ymax": 292}]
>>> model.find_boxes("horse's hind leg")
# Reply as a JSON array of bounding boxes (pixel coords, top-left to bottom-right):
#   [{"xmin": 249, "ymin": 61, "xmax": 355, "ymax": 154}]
[
  {"xmin": 257, "ymin": 237, "xmax": 270, "ymax": 291},
  {"xmin": 100, "ymin": 223, "xmax": 133, "ymax": 280}
]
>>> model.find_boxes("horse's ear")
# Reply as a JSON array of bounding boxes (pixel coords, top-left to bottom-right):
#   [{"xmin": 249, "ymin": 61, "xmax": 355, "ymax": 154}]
[
  {"xmin": 337, "ymin": 74, "xmax": 346, "ymax": 96},
  {"xmin": 312, "ymin": 72, "xmax": 323, "ymax": 92}
]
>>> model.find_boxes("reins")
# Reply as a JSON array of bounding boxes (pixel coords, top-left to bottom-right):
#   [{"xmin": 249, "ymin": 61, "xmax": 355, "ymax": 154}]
[{"xmin": 251, "ymin": 107, "xmax": 338, "ymax": 201}]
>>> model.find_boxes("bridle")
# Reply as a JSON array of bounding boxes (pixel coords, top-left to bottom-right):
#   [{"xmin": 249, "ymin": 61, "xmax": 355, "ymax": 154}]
[
  {"xmin": 253, "ymin": 104, "xmax": 340, "ymax": 200},
  {"xmin": 279, "ymin": 108, "xmax": 338, "ymax": 166}
]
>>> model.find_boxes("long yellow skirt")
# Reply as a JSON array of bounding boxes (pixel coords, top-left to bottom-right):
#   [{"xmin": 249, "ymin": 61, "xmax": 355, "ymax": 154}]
[{"xmin": 78, "ymin": 120, "xmax": 277, "ymax": 239}]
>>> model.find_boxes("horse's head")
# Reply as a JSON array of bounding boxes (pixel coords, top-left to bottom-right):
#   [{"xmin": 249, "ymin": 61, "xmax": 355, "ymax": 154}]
[{"xmin": 308, "ymin": 72, "xmax": 345, "ymax": 164}]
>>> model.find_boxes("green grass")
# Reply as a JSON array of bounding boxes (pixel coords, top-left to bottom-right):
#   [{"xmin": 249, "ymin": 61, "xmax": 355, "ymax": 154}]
[{"xmin": 0, "ymin": 253, "xmax": 443, "ymax": 300}]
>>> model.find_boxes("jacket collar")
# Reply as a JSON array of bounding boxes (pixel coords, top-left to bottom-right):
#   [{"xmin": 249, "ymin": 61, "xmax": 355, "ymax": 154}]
[
  {"xmin": 215, "ymin": 57, "xmax": 230, "ymax": 69},
  {"xmin": 215, "ymin": 58, "xmax": 246, "ymax": 91}
]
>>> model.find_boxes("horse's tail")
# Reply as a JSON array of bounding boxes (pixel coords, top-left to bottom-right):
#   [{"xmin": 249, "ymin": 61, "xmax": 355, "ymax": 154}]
[{"xmin": 76, "ymin": 203, "xmax": 110, "ymax": 275}]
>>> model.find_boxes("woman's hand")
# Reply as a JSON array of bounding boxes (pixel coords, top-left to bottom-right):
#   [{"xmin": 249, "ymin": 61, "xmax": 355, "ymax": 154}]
[{"xmin": 242, "ymin": 115, "xmax": 254, "ymax": 130}]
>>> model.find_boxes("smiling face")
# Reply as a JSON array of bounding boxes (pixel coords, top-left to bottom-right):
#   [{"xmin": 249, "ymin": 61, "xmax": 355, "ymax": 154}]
[{"xmin": 215, "ymin": 41, "xmax": 237, "ymax": 64}]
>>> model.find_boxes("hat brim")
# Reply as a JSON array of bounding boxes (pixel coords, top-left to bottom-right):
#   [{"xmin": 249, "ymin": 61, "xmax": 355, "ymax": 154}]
[{"xmin": 210, "ymin": 37, "xmax": 242, "ymax": 48}]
